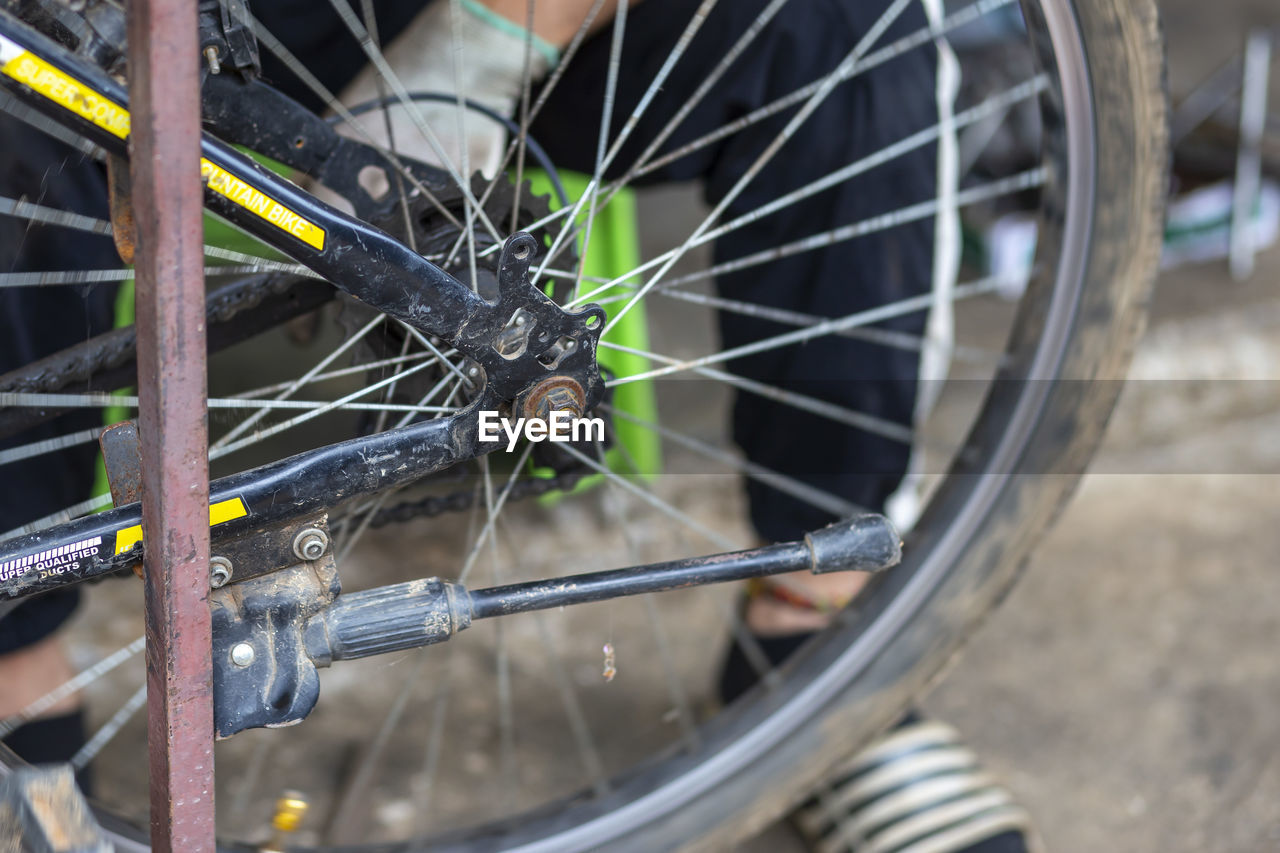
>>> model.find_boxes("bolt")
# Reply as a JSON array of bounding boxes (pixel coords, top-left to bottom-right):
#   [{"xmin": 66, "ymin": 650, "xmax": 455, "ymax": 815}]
[
  {"xmin": 519, "ymin": 376, "xmax": 585, "ymax": 423},
  {"xmin": 209, "ymin": 556, "xmax": 233, "ymax": 589},
  {"xmin": 203, "ymin": 45, "xmax": 221, "ymax": 75},
  {"xmin": 231, "ymin": 643, "xmax": 255, "ymax": 667},
  {"xmin": 292, "ymin": 528, "xmax": 329, "ymax": 562}
]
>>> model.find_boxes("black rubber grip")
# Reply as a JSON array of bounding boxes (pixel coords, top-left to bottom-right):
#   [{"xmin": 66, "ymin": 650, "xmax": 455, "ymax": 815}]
[{"xmin": 310, "ymin": 578, "xmax": 472, "ymax": 663}]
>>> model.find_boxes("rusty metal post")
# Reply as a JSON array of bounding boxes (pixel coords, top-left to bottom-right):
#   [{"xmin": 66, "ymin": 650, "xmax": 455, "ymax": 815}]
[{"xmin": 125, "ymin": 0, "xmax": 215, "ymax": 849}]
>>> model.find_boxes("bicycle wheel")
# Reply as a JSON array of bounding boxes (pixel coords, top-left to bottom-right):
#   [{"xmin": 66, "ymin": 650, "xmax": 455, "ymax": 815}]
[{"xmin": 0, "ymin": 0, "xmax": 1165, "ymax": 849}]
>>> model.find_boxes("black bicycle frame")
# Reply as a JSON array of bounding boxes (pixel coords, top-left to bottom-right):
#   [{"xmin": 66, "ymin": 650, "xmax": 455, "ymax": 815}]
[{"xmin": 0, "ymin": 8, "xmax": 605, "ymax": 602}]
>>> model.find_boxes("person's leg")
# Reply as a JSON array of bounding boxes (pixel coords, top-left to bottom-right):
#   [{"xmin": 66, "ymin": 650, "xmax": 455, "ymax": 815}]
[
  {"xmin": 0, "ymin": 114, "xmax": 119, "ymax": 771},
  {"xmin": 528, "ymin": 0, "xmax": 929, "ymax": 628},
  {"xmin": 530, "ymin": 5, "xmax": 1032, "ymax": 850}
]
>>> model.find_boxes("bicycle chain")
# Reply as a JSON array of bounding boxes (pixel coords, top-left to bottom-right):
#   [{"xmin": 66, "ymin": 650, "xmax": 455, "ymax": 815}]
[
  {"xmin": 367, "ymin": 465, "xmax": 590, "ymax": 529},
  {"xmin": 0, "ymin": 272, "xmax": 301, "ymax": 394}
]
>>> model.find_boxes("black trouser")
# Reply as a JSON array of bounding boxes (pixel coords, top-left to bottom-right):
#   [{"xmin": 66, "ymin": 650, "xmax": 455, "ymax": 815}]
[
  {"xmin": 0, "ymin": 118, "xmax": 117, "ymax": 654},
  {"xmin": 1, "ymin": 0, "xmax": 937, "ymax": 650},
  {"xmin": 525, "ymin": 0, "xmax": 937, "ymax": 541}
]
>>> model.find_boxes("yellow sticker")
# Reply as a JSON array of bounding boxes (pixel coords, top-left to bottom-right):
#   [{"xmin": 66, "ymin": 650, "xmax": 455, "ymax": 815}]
[
  {"xmin": 113, "ymin": 497, "xmax": 249, "ymax": 555},
  {"xmin": 0, "ymin": 44, "xmax": 130, "ymax": 139},
  {"xmin": 0, "ymin": 36, "xmax": 325, "ymax": 252},
  {"xmin": 200, "ymin": 158, "xmax": 327, "ymax": 250}
]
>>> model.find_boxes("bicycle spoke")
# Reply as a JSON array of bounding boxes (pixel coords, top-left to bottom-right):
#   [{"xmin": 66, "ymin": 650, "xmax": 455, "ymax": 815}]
[
  {"xmin": 600, "ymin": 340, "xmax": 917, "ymax": 446},
  {"xmin": 492, "ymin": 517, "xmax": 609, "ymax": 798},
  {"xmin": 494, "ymin": 611, "xmax": 518, "ymax": 811},
  {"xmin": 397, "ymin": 322, "xmax": 478, "ymax": 393},
  {"xmin": 0, "ymin": 194, "xmax": 110, "ymax": 234},
  {"xmin": 556, "ymin": 443, "xmax": 776, "ymax": 689},
  {"xmin": 591, "ymin": 440, "xmax": 699, "ymax": 747},
  {"xmin": 326, "ymin": 655, "xmax": 428, "ymax": 844},
  {"xmin": 226, "ymin": 731, "xmax": 274, "ymax": 826},
  {"xmin": 578, "ymin": 170, "xmax": 1043, "ymax": 314},
  {"xmin": 231, "ymin": 352, "xmax": 435, "ymax": 400},
  {"xmin": 0, "ymin": 494, "xmax": 112, "ymax": 541},
  {"xmin": 334, "ymin": 483, "xmax": 403, "ymax": 565},
  {"xmin": 567, "ymin": 81, "xmax": 1046, "ymax": 311},
  {"xmin": 414, "ymin": 647, "xmax": 456, "ymax": 833},
  {"xmin": 602, "ymin": 271, "xmax": 1011, "ymax": 389},
  {"xmin": 508, "ymin": 0, "xmax": 537, "ymax": 236},
  {"xmin": 534, "ymin": 608, "xmax": 610, "ymax": 797},
  {"xmin": 641, "ymin": 286, "xmax": 1008, "ymax": 368},
  {"xmin": 245, "ymin": 7, "xmax": 470, "ymax": 234},
  {"xmin": 0, "ymin": 264, "xmax": 298, "ymax": 287},
  {"xmin": 599, "ymin": 403, "xmax": 863, "ymax": 518},
  {"xmin": 0, "ymin": 426, "xmax": 103, "ymax": 467},
  {"xmin": 603, "ymin": 0, "xmax": 790, "ymax": 198},
  {"xmin": 446, "ymin": 0, "xmax": 481, "ymax": 296},
  {"xmin": 209, "ymin": 313, "xmax": 386, "ymax": 452},
  {"xmin": 0, "ymin": 635, "xmax": 145, "ymax": 738},
  {"xmin": 600, "ymin": 0, "xmax": 915, "ymax": 335},
  {"xmin": 359, "ymin": 0, "xmax": 420, "ymax": 260},
  {"xmin": 558, "ymin": 443, "xmax": 738, "ymax": 552},
  {"xmin": 0, "ymin": 90, "xmax": 102, "ymax": 158},
  {"xmin": 209, "ymin": 357, "xmax": 443, "ymax": 458},
  {"xmin": 455, "ymin": 442, "xmax": 534, "ymax": 585},
  {"xmin": 70, "ymin": 682, "xmax": 147, "ymax": 772},
  {"xmin": 631, "ymin": 0, "xmax": 1017, "ymax": 179},
  {"xmin": 531, "ymin": 0, "xmax": 720, "ymax": 291},
  {"xmin": 201, "ymin": 243, "xmax": 316, "ymax": 272},
  {"xmin": 325, "ymin": 0, "xmax": 504, "ymax": 243},
  {"xmin": 641, "ymin": 594, "xmax": 699, "ymax": 746},
  {"xmin": 567, "ymin": 0, "xmax": 629, "ymax": 301},
  {"xmin": 443, "ymin": 0, "xmax": 608, "ymax": 268},
  {"xmin": 524, "ymin": 0, "xmax": 1017, "ymax": 261},
  {"xmin": 0, "ymin": 392, "xmax": 455, "ymax": 417},
  {"xmin": 476, "ymin": 456, "xmax": 518, "ymax": 810}
]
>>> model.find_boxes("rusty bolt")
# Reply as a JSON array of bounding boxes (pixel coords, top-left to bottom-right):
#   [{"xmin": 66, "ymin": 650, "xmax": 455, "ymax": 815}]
[
  {"xmin": 519, "ymin": 376, "xmax": 585, "ymax": 423},
  {"xmin": 292, "ymin": 528, "xmax": 329, "ymax": 562},
  {"xmin": 209, "ymin": 556, "xmax": 233, "ymax": 589}
]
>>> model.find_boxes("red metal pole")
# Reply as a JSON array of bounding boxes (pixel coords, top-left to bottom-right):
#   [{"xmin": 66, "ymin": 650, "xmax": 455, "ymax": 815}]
[{"xmin": 125, "ymin": 0, "xmax": 215, "ymax": 848}]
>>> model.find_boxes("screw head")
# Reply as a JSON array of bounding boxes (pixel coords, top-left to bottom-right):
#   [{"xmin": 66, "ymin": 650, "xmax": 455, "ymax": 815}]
[
  {"xmin": 231, "ymin": 643, "xmax": 255, "ymax": 667},
  {"xmin": 209, "ymin": 556, "xmax": 233, "ymax": 589},
  {"xmin": 292, "ymin": 528, "xmax": 329, "ymax": 562}
]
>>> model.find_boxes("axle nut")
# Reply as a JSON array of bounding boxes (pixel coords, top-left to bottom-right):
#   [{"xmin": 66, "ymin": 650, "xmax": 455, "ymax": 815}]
[
  {"xmin": 519, "ymin": 376, "xmax": 586, "ymax": 423},
  {"xmin": 292, "ymin": 528, "xmax": 329, "ymax": 562}
]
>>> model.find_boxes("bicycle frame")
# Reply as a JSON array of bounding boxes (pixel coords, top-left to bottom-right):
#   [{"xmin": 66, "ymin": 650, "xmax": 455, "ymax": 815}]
[
  {"xmin": 0, "ymin": 0, "xmax": 910, "ymax": 768},
  {"xmin": 0, "ymin": 7, "xmax": 606, "ymax": 603}
]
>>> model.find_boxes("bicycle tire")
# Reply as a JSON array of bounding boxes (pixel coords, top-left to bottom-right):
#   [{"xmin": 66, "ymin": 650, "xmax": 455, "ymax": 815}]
[{"xmin": 0, "ymin": 0, "xmax": 1165, "ymax": 848}]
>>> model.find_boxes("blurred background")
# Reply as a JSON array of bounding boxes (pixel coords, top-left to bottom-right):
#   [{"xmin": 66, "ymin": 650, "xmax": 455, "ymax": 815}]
[{"xmin": 835, "ymin": 0, "xmax": 1280, "ymax": 849}]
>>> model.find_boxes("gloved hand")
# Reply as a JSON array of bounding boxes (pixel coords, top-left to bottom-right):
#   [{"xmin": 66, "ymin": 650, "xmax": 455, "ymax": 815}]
[{"xmin": 336, "ymin": 0, "xmax": 558, "ymax": 179}]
